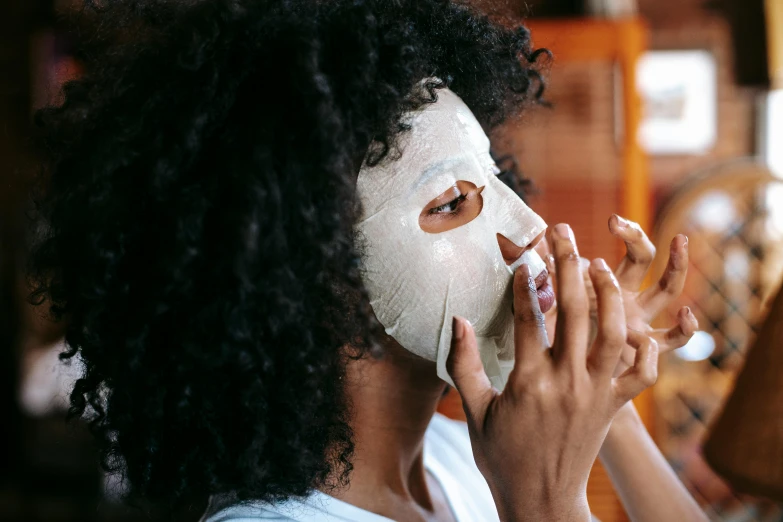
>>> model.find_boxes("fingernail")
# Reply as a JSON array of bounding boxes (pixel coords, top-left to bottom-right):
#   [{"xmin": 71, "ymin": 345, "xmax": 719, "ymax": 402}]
[
  {"xmin": 554, "ymin": 223, "xmax": 572, "ymax": 239},
  {"xmin": 685, "ymin": 306, "xmax": 692, "ymax": 315},
  {"xmin": 613, "ymin": 214, "xmax": 629, "ymax": 228},
  {"xmin": 593, "ymin": 258, "xmax": 610, "ymax": 271},
  {"xmin": 452, "ymin": 316, "xmax": 464, "ymax": 341},
  {"xmin": 683, "ymin": 235, "xmax": 689, "ymax": 248},
  {"xmin": 519, "ymin": 263, "xmax": 530, "ymax": 278}
]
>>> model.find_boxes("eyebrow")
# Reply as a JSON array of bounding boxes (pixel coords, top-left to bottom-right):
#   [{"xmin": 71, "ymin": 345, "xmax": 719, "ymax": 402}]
[{"xmin": 410, "ymin": 156, "xmax": 474, "ymax": 194}]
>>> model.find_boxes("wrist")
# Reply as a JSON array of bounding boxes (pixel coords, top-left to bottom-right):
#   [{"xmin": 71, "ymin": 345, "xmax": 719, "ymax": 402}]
[
  {"xmin": 493, "ymin": 485, "xmax": 591, "ymax": 522},
  {"xmin": 613, "ymin": 401, "xmax": 642, "ymax": 426},
  {"xmin": 600, "ymin": 402, "xmax": 644, "ymax": 459}
]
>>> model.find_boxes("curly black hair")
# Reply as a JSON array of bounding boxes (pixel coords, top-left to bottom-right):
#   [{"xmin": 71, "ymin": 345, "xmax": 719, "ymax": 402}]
[{"xmin": 27, "ymin": 0, "xmax": 546, "ymax": 509}]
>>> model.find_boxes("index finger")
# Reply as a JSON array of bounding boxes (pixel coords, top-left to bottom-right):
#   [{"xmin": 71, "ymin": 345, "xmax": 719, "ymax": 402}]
[{"xmin": 511, "ymin": 263, "xmax": 549, "ymax": 372}]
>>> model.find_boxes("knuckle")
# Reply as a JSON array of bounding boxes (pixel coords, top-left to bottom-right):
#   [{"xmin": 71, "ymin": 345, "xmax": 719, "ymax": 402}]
[
  {"xmin": 637, "ymin": 335, "xmax": 655, "ymax": 352},
  {"xmin": 648, "ymin": 338, "xmax": 661, "ymax": 358},
  {"xmin": 519, "ymin": 374, "xmax": 552, "ymax": 400},
  {"xmin": 564, "ymin": 293, "xmax": 590, "ymax": 313},
  {"xmin": 516, "ymin": 307, "xmax": 546, "ymax": 328},
  {"xmin": 626, "ymin": 218, "xmax": 641, "ymax": 230},
  {"xmin": 660, "ymin": 278, "xmax": 679, "ymax": 295},
  {"xmin": 533, "ymin": 376, "xmax": 553, "ymax": 398},
  {"xmin": 628, "ymin": 240, "xmax": 655, "ymax": 264},
  {"xmin": 512, "ymin": 363, "xmax": 538, "ymax": 385},
  {"xmin": 555, "ymin": 250, "xmax": 581, "ymax": 265},
  {"xmin": 600, "ymin": 329, "xmax": 625, "ymax": 348},
  {"xmin": 640, "ymin": 366, "xmax": 658, "ymax": 386},
  {"xmin": 596, "ymin": 276, "xmax": 621, "ymax": 294}
]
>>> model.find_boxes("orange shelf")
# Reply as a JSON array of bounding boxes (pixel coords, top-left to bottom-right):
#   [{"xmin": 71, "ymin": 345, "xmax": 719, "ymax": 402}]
[{"xmin": 527, "ymin": 18, "xmax": 652, "ymax": 430}]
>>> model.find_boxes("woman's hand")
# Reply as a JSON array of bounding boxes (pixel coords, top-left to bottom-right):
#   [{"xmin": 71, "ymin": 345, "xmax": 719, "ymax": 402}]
[
  {"xmin": 447, "ymin": 223, "xmax": 659, "ymax": 522},
  {"xmin": 600, "ymin": 215, "xmax": 697, "ymax": 375},
  {"xmin": 543, "ymin": 215, "xmax": 698, "ymax": 376}
]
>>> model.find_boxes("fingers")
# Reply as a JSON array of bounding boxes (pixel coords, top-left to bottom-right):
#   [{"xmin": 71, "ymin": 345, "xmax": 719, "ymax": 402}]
[
  {"xmin": 551, "ymin": 223, "xmax": 590, "ymax": 364},
  {"xmin": 613, "ymin": 329, "xmax": 659, "ymax": 402},
  {"xmin": 650, "ymin": 306, "xmax": 699, "ymax": 353},
  {"xmin": 512, "ymin": 264, "xmax": 549, "ymax": 369},
  {"xmin": 544, "ymin": 253, "xmax": 555, "ymax": 276},
  {"xmin": 579, "ymin": 256, "xmax": 597, "ymax": 319},
  {"xmin": 447, "ymin": 316, "xmax": 494, "ymax": 421},
  {"xmin": 639, "ymin": 234, "xmax": 689, "ymax": 318},
  {"xmin": 609, "ymin": 214, "xmax": 656, "ymax": 291},
  {"xmin": 586, "ymin": 259, "xmax": 626, "ymax": 376}
]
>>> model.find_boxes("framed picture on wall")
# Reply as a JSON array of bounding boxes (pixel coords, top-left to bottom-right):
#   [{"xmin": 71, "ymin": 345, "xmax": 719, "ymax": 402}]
[{"xmin": 636, "ymin": 50, "xmax": 718, "ymax": 155}]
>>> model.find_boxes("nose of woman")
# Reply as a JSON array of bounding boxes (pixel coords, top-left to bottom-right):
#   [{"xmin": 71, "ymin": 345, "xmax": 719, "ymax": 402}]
[{"xmin": 496, "ymin": 229, "xmax": 547, "ymax": 267}]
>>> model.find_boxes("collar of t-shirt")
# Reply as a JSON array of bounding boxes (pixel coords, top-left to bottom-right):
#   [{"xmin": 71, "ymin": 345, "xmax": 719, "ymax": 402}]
[{"xmin": 202, "ymin": 413, "xmax": 501, "ymax": 522}]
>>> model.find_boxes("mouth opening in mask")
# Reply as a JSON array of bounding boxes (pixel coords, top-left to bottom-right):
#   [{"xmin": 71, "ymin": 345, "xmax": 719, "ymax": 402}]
[{"xmin": 497, "ymin": 230, "xmax": 555, "ymax": 314}]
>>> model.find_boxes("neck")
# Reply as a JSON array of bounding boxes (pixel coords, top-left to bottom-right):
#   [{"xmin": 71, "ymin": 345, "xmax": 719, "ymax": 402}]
[{"xmin": 335, "ymin": 340, "xmax": 448, "ymax": 510}]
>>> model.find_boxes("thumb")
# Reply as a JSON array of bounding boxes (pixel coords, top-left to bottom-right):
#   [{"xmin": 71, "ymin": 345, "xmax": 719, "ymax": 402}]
[{"xmin": 446, "ymin": 316, "xmax": 494, "ymax": 422}]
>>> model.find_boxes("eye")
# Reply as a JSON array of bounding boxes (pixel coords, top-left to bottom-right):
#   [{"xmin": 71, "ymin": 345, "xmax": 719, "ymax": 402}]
[
  {"xmin": 419, "ymin": 180, "xmax": 484, "ymax": 234},
  {"xmin": 429, "ymin": 194, "xmax": 467, "ymax": 214}
]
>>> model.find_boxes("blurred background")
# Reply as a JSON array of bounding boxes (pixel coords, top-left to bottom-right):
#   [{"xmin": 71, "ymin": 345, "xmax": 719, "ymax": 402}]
[{"xmin": 1, "ymin": 0, "xmax": 782, "ymax": 520}]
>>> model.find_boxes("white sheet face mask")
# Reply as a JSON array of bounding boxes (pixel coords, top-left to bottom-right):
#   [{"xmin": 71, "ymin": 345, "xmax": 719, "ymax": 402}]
[{"xmin": 356, "ymin": 86, "xmax": 548, "ymax": 390}]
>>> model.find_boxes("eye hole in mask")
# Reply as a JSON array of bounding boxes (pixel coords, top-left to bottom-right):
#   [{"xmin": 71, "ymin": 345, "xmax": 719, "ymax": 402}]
[{"xmin": 419, "ymin": 180, "xmax": 485, "ymax": 234}]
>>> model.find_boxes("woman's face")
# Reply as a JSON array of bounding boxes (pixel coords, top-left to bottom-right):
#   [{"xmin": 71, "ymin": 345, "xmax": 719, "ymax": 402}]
[{"xmin": 356, "ymin": 86, "xmax": 551, "ymax": 389}]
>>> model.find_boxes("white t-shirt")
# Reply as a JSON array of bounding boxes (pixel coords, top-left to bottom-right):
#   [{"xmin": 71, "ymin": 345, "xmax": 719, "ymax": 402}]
[
  {"xmin": 201, "ymin": 413, "xmax": 601, "ymax": 522},
  {"xmin": 200, "ymin": 413, "xmax": 499, "ymax": 522}
]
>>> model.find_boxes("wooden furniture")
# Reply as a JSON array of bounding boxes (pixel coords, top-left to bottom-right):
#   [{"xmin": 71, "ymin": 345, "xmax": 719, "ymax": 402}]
[
  {"xmin": 705, "ymin": 281, "xmax": 783, "ymax": 502},
  {"xmin": 651, "ymin": 160, "xmax": 783, "ymax": 514},
  {"xmin": 767, "ymin": 0, "xmax": 783, "ymax": 88}
]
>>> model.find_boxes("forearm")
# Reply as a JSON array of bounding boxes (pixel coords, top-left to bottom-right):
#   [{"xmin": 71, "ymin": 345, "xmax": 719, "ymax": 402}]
[{"xmin": 599, "ymin": 403, "xmax": 707, "ymax": 522}]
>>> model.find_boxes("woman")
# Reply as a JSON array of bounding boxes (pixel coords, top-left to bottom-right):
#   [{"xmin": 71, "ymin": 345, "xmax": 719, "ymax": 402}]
[{"xmin": 28, "ymin": 0, "xmax": 706, "ymax": 520}]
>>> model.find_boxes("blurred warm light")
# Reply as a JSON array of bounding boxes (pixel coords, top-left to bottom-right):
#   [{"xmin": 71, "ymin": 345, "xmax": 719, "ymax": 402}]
[
  {"xmin": 763, "ymin": 90, "xmax": 783, "ymax": 178},
  {"xmin": 765, "ymin": 182, "xmax": 783, "ymax": 233},
  {"xmin": 674, "ymin": 330, "xmax": 716, "ymax": 362},
  {"xmin": 690, "ymin": 191, "xmax": 736, "ymax": 232}
]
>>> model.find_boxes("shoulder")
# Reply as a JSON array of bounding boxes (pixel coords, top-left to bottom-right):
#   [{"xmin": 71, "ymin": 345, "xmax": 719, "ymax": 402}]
[
  {"xmin": 200, "ymin": 490, "xmax": 389, "ymax": 522},
  {"xmin": 200, "ymin": 496, "xmax": 296, "ymax": 522}
]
